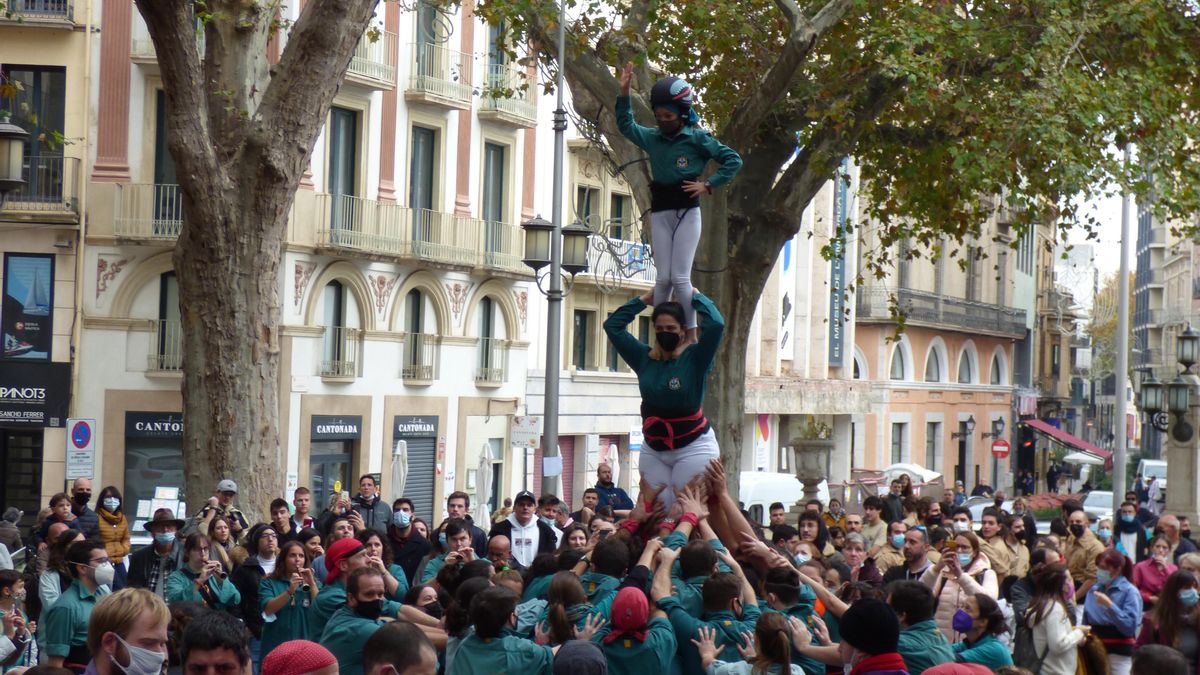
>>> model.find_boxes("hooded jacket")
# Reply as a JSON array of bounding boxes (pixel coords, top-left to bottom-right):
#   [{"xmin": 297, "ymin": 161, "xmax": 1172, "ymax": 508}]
[
  {"xmin": 920, "ymin": 554, "xmax": 999, "ymax": 642},
  {"xmin": 488, "ymin": 513, "xmax": 557, "ymax": 568},
  {"xmin": 351, "ymin": 494, "xmax": 391, "ymax": 536}
]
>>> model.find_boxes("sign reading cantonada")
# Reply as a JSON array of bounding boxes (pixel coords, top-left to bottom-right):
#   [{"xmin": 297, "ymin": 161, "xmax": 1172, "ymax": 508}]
[{"xmin": 0, "ymin": 362, "xmax": 70, "ymax": 428}]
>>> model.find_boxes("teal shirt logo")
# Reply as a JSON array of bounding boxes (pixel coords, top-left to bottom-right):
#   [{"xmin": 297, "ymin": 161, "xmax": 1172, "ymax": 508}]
[
  {"xmin": 668, "ymin": 377, "xmax": 681, "ymax": 390},
  {"xmin": 676, "ymin": 155, "xmax": 688, "ymax": 169}
]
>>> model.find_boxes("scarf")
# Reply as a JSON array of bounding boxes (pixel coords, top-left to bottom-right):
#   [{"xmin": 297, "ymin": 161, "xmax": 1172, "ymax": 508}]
[
  {"xmin": 849, "ymin": 652, "xmax": 909, "ymax": 675},
  {"xmin": 99, "ymin": 508, "xmax": 124, "ymax": 526},
  {"xmin": 1116, "ymin": 516, "xmax": 1142, "ymax": 535}
]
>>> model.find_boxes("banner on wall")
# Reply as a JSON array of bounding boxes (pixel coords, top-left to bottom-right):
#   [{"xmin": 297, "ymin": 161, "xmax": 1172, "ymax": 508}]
[
  {"xmin": 3, "ymin": 253, "xmax": 54, "ymax": 360},
  {"xmin": 828, "ymin": 159, "xmax": 850, "ymax": 367},
  {"xmin": 755, "ymin": 414, "xmax": 770, "ymax": 470},
  {"xmin": 779, "ymin": 240, "xmax": 795, "ymax": 361}
]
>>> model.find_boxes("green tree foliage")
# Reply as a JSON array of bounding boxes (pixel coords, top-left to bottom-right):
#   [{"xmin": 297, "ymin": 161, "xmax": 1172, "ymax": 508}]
[{"xmin": 476, "ymin": 0, "xmax": 1200, "ymax": 493}]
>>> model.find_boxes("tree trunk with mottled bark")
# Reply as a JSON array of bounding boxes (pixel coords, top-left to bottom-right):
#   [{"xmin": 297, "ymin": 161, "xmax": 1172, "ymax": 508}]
[{"xmin": 135, "ymin": 0, "xmax": 380, "ymax": 522}]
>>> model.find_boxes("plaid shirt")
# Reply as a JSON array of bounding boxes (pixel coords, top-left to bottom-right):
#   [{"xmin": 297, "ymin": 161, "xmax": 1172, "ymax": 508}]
[{"xmin": 147, "ymin": 549, "xmax": 178, "ymax": 598}]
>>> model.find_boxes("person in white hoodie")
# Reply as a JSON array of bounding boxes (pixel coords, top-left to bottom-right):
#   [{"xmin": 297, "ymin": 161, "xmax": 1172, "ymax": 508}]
[
  {"xmin": 487, "ymin": 491, "xmax": 557, "ymax": 568},
  {"xmin": 1026, "ymin": 563, "xmax": 1089, "ymax": 675}
]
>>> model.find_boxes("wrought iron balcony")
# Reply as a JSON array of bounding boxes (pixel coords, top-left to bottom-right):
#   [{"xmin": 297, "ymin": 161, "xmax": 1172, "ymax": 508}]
[
  {"xmin": 478, "ymin": 63, "xmax": 537, "ymax": 128},
  {"xmin": 320, "ymin": 326, "xmax": 363, "ymax": 379},
  {"xmin": 114, "ymin": 183, "xmax": 182, "ymax": 241},
  {"xmin": 0, "ymin": 155, "xmax": 81, "ymax": 222},
  {"xmin": 475, "ymin": 337, "xmax": 509, "ymax": 385},
  {"xmin": 347, "ymin": 29, "xmax": 397, "ymax": 87},
  {"xmin": 405, "ymin": 43, "xmax": 472, "ymax": 109},
  {"xmin": 856, "ymin": 287, "xmax": 1027, "ymax": 337},
  {"xmin": 402, "ymin": 332, "xmax": 439, "ymax": 383},
  {"xmin": 2, "ymin": 0, "xmax": 73, "ymax": 23},
  {"xmin": 147, "ymin": 319, "xmax": 183, "ymax": 372}
]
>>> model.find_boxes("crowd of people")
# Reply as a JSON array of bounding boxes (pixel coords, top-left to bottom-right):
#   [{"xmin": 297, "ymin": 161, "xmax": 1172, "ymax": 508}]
[{"xmin": 0, "ymin": 468, "xmax": 1196, "ymax": 675}]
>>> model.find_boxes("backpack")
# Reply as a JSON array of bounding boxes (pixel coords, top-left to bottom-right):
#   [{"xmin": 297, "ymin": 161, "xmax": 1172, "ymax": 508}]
[{"xmin": 1012, "ymin": 623, "xmax": 1048, "ymax": 671}]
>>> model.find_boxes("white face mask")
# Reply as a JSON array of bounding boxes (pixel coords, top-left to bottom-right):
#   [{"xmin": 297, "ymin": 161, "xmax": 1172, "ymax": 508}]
[
  {"xmin": 111, "ymin": 634, "xmax": 167, "ymax": 675},
  {"xmin": 93, "ymin": 561, "xmax": 116, "ymax": 587}
]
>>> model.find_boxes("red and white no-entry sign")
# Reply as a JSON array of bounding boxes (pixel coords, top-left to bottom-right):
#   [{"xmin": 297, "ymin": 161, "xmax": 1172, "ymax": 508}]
[{"xmin": 991, "ymin": 439, "xmax": 1011, "ymax": 459}]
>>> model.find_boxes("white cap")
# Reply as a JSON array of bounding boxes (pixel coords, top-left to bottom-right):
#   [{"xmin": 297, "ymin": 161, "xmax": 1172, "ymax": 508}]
[{"xmin": 216, "ymin": 479, "xmax": 238, "ymax": 493}]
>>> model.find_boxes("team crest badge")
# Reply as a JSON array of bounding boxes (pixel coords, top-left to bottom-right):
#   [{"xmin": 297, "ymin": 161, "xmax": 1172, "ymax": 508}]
[
  {"xmin": 668, "ymin": 377, "xmax": 681, "ymax": 391},
  {"xmin": 676, "ymin": 155, "xmax": 688, "ymax": 169}
]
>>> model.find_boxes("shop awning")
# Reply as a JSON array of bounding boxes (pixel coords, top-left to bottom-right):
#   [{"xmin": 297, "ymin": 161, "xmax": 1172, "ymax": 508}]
[{"xmin": 1023, "ymin": 418, "xmax": 1113, "ymax": 467}]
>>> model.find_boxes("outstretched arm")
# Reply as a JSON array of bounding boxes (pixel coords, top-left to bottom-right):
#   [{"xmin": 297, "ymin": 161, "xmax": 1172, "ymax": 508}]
[
  {"xmin": 616, "ymin": 63, "xmax": 653, "ymax": 149},
  {"xmin": 603, "ymin": 294, "xmax": 653, "ymax": 372}
]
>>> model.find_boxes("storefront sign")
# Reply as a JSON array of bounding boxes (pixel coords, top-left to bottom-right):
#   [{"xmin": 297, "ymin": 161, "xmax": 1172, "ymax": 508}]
[
  {"xmin": 125, "ymin": 412, "xmax": 184, "ymax": 438},
  {"xmin": 828, "ymin": 159, "xmax": 850, "ymax": 367},
  {"xmin": 510, "ymin": 416, "xmax": 541, "ymax": 448},
  {"xmin": 393, "ymin": 415, "xmax": 438, "ymax": 438},
  {"xmin": 66, "ymin": 418, "xmax": 96, "ymax": 480},
  {"xmin": 311, "ymin": 415, "xmax": 362, "ymax": 440},
  {"xmin": 2, "ymin": 253, "xmax": 55, "ymax": 361},
  {"xmin": 0, "ymin": 361, "xmax": 70, "ymax": 427}
]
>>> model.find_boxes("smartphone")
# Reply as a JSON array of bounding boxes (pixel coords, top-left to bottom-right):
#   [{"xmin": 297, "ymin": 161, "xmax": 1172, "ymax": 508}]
[{"xmin": 341, "ymin": 490, "xmax": 350, "ymax": 502}]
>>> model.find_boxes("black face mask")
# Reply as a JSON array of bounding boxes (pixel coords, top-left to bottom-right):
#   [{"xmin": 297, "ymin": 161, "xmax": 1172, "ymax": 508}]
[
  {"xmin": 355, "ymin": 598, "xmax": 384, "ymax": 621},
  {"xmin": 656, "ymin": 331, "xmax": 681, "ymax": 352},
  {"xmin": 1184, "ymin": 529, "xmax": 1194, "ymax": 540},
  {"xmin": 1069, "ymin": 524, "xmax": 1087, "ymax": 538},
  {"xmin": 422, "ymin": 601, "xmax": 444, "ymax": 620},
  {"xmin": 926, "ymin": 515, "xmax": 943, "ymax": 526},
  {"xmin": 657, "ymin": 119, "xmax": 682, "ymax": 136},
  {"xmin": 73, "ymin": 493, "xmax": 91, "ymax": 506}
]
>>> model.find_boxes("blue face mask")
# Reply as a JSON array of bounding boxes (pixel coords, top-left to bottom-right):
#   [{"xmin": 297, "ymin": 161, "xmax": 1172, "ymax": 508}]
[
  {"xmin": 393, "ymin": 510, "xmax": 411, "ymax": 528},
  {"xmin": 1097, "ymin": 528, "xmax": 1112, "ymax": 542},
  {"xmin": 1120, "ymin": 514, "xmax": 1137, "ymax": 523},
  {"xmin": 540, "ymin": 517, "xmax": 556, "ymax": 528},
  {"xmin": 1096, "ymin": 569, "xmax": 1112, "ymax": 586},
  {"xmin": 102, "ymin": 497, "xmax": 121, "ymax": 512},
  {"xmin": 1181, "ymin": 589, "xmax": 1200, "ymax": 607},
  {"xmin": 154, "ymin": 532, "xmax": 176, "ymax": 546},
  {"xmin": 958, "ymin": 553, "xmax": 973, "ymax": 567},
  {"xmin": 795, "ymin": 553, "xmax": 811, "ymax": 567},
  {"xmin": 438, "ymin": 532, "xmax": 447, "ymax": 547},
  {"xmin": 891, "ymin": 534, "xmax": 906, "ymax": 549}
]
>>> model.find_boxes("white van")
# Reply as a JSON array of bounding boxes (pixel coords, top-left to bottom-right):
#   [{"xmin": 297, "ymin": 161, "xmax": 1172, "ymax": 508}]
[
  {"xmin": 1136, "ymin": 459, "xmax": 1168, "ymax": 501},
  {"xmin": 740, "ymin": 472, "xmax": 829, "ymax": 526}
]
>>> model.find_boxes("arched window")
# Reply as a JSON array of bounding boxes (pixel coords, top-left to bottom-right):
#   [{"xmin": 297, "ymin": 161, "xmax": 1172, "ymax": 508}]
[
  {"xmin": 990, "ymin": 354, "xmax": 1002, "ymax": 385},
  {"xmin": 890, "ymin": 348, "xmax": 906, "ymax": 381},
  {"xmin": 958, "ymin": 350, "xmax": 973, "ymax": 384},
  {"xmin": 854, "ymin": 359, "xmax": 862, "ymax": 379},
  {"xmin": 925, "ymin": 350, "xmax": 942, "ymax": 382}
]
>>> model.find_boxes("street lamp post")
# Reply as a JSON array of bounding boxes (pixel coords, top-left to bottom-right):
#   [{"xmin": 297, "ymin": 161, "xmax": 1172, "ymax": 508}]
[
  {"xmin": 951, "ymin": 415, "xmax": 977, "ymax": 486},
  {"xmin": 0, "ymin": 112, "xmax": 29, "ymax": 208},
  {"xmin": 1141, "ymin": 325, "xmax": 1200, "ymax": 523}
]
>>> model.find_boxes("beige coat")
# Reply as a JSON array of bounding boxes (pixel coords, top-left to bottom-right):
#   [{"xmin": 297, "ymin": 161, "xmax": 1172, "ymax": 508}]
[
  {"xmin": 980, "ymin": 534, "xmax": 1013, "ymax": 578},
  {"xmin": 920, "ymin": 554, "xmax": 999, "ymax": 642}
]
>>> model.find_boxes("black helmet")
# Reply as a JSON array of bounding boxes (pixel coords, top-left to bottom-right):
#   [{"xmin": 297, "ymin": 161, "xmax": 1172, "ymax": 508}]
[{"xmin": 649, "ymin": 76, "xmax": 694, "ymax": 110}]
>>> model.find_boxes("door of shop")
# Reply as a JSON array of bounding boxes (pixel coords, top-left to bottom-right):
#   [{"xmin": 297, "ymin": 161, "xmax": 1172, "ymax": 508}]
[
  {"xmin": 310, "ymin": 442, "xmax": 352, "ymax": 514},
  {"xmin": 0, "ymin": 430, "xmax": 43, "ymax": 538}
]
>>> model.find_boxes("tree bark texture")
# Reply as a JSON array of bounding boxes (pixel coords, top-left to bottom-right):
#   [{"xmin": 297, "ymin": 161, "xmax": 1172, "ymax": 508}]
[{"xmin": 135, "ymin": 0, "xmax": 380, "ymax": 522}]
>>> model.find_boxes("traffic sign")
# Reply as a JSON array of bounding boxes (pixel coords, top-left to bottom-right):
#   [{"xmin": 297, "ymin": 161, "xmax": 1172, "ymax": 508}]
[
  {"xmin": 990, "ymin": 438, "xmax": 1011, "ymax": 459},
  {"xmin": 66, "ymin": 418, "xmax": 96, "ymax": 479}
]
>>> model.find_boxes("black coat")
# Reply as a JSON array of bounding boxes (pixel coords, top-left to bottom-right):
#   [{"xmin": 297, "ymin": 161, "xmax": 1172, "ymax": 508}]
[
  {"xmin": 230, "ymin": 556, "xmax": 269, "ymax": 638},
  {"xmin": 126, "ymin": 542, "xmax": 185, "ymax": 592},
  {"xmin": 388, "ymin": 526, "xmax": 431, "ymax": 585},
  {"xmin": 463, "ymin": 516, "xmax": 489, "ymax": 558},
  {"xmin": 71, "ymin": 505, "xmax": 99, "ymax": 539}
]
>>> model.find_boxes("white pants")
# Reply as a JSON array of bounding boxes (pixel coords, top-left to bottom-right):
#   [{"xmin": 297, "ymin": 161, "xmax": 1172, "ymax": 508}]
[
  {"xmin": 650, "ymin": 208, "xmax": 702, "ymax": 329},
  {"xmin": 1109, "ymin": 653, "xmax": 1131, "ymax": 675},
  {"xmin": 638, "ymin": 428, "xmax": 720, "ymax": 509}
]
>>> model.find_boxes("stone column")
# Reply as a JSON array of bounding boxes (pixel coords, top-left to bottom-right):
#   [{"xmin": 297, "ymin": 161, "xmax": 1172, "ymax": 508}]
[{"xmin": 1164, "ymin": 374, "xmax": 1200, "ymax": 524}]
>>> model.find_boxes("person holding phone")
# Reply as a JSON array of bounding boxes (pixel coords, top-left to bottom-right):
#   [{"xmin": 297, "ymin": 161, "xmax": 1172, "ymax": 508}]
[
  {"xmin": 922, "ymin": 530, "xmax": 999, "ymax": 642},
  {"xmin": 164, "ymin": 533, "xmax": 240, "ymax": 611},
  {"xmin": 260, "ymin": 540, "xmax": 319, "ymax": 657}
]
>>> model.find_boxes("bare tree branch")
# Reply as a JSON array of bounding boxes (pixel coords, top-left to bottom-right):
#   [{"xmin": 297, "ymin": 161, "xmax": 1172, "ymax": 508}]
[{"xmin": 720, "ymin": 0, "xmax": 854, "ymax": 152}]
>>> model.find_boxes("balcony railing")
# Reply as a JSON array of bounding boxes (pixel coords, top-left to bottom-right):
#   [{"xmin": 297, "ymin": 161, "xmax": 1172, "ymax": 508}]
[
  {"xmin": 402, "ymin": 332, "xmax": 439, "ymax": 382},
  {"xmin": 347, "ymin": 29, "xmax": 397, "ymax": 86},
  {"xmin": 857, "ymin": 287, "xmax": 1027, "ymax": 337},
  {"xmin": 315, "ymin": 194, "xmax": 526, "ymax": 272},
  {"xmin": 130, "ymin": 29, "xmax": 205, "ymax": 63},
  {"xmin": 475, "ymin": 337, "xmax": 509, "ymax": 384},
  {"xmin": 479, "ymin": 63, "xmax": 537, "ymax": 127},
  {"xmin": 583, "ymin": 234, "xmax": 656, "ymax": 284},
  {"xmin": 406, "ymin": 43, "xmax": 472, "ymax": 107},
  {"xmin": 115, "ymin": 183, "xmax": 183, "ymax": 240},
  {"xmin": 320, "ymin": 326, "xmax": 362, "ymax": 378},
  {"xmin": 148, "ymin": 319, "xmax": 183, "ymax": 371},
  {"xmin": 1, "ymin": 155, "xmax": 81, "ymax": 218},
  {"xmin": 3, "ymin": 0, "xmax": 73, "ymax": 21}
]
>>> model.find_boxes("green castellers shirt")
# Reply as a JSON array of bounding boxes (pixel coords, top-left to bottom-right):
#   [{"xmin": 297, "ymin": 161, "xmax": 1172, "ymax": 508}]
[
  {"xmin": 615, "ymin": 96, "xmax": 742, "ymax": 189},
  {"xmin": 603, "ymin": 291, "xmax": 724, "ymax": 418}
]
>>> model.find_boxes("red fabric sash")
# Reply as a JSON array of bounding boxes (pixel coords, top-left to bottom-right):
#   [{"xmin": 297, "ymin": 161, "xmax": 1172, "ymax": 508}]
[{"xmin": 642, "ymin": 408, "xmax": 708, "ymax": 450}]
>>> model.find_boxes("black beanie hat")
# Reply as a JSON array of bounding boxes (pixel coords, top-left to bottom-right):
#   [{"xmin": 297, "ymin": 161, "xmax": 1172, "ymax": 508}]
[{"xmin": 840, "ymin": 598, "xmax": 899, "ymax": 655}]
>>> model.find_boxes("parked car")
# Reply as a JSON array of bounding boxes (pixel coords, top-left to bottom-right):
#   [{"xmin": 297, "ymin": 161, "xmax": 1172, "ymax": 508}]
[
  {"xmin": 1136, "ymin": 459, "xmax": 1167, "ymax": 503},
  {"xmin": 740, "ymin": 472, "xmax": 829, "ymax": 526},
  {"xmin": 1082, "ymin": 490, "xmax": 1114, "ymax": 524}
]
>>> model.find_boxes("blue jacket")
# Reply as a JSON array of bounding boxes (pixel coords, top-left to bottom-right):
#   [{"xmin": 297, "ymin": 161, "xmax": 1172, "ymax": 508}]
[
  {"xmin": 1083, "ymin": 575, "xmax": 1143, "ymax": 637},
  {"xmin": 593, "ymin": 482, "xmax": 634, "ymax": 511}
]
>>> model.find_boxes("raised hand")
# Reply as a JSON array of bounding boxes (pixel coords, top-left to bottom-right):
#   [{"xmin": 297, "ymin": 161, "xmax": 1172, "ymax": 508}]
[
  {"xmin": 619, "ymin": 62, "xmax": 634, "ymax": 95},
  {"xmin": 704, "ymin": 459, "xmax": 728, "ymax": 498},
  {"xmin": 810, "ymin": 615, "xmax": 831, "ymax": 645},
  {"xmin": 789, "ymin": 616, "xmax": 813, "ymax": 648},
  {"xmin": 675, "ymin": 485, "xmax": 709, "ymax": 520},
  {"xmin": 575, "ymin": 612, "xmax": 607, "ymax": 641},
  {"xmin": 534, "ymin": 621, "xmax": 551, "ymax": 646}
]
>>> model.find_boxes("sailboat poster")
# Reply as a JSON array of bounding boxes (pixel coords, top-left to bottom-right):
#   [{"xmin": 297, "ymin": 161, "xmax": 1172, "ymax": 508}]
[{"xmin": 3, "ymin": 253, "xmax": 55, "ymax": 360}]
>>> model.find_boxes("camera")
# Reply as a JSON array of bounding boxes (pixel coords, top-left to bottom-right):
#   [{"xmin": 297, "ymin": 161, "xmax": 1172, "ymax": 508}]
[{"xmin": 300, "ymin": 583, "xmax": 311, "ymax": 593}]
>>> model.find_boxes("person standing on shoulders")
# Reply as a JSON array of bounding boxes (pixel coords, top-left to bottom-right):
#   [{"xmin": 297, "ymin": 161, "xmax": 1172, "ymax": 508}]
[{"xmin": 69, "ymin": 478, "xmax": 99, "ymax": 539}]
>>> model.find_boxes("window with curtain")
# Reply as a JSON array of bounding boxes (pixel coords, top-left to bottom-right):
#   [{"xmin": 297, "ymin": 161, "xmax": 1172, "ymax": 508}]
[
  {"xmin": 890, "ymin": 348, "xmax": 906, "ymax": 381},
  {"xmin": 924, "ymin": 349, "xmax": 941, "ymax": 382}
]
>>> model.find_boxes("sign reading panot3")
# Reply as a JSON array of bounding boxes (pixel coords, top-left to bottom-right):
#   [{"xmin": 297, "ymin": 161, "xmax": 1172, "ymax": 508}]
[
  {"xmin": 0, "ymin": 362, "xmax": 70, "ymax": 427},
  {"xmin": 311, "ymin": 415, "xmax": 362, "ymax": 440}
]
